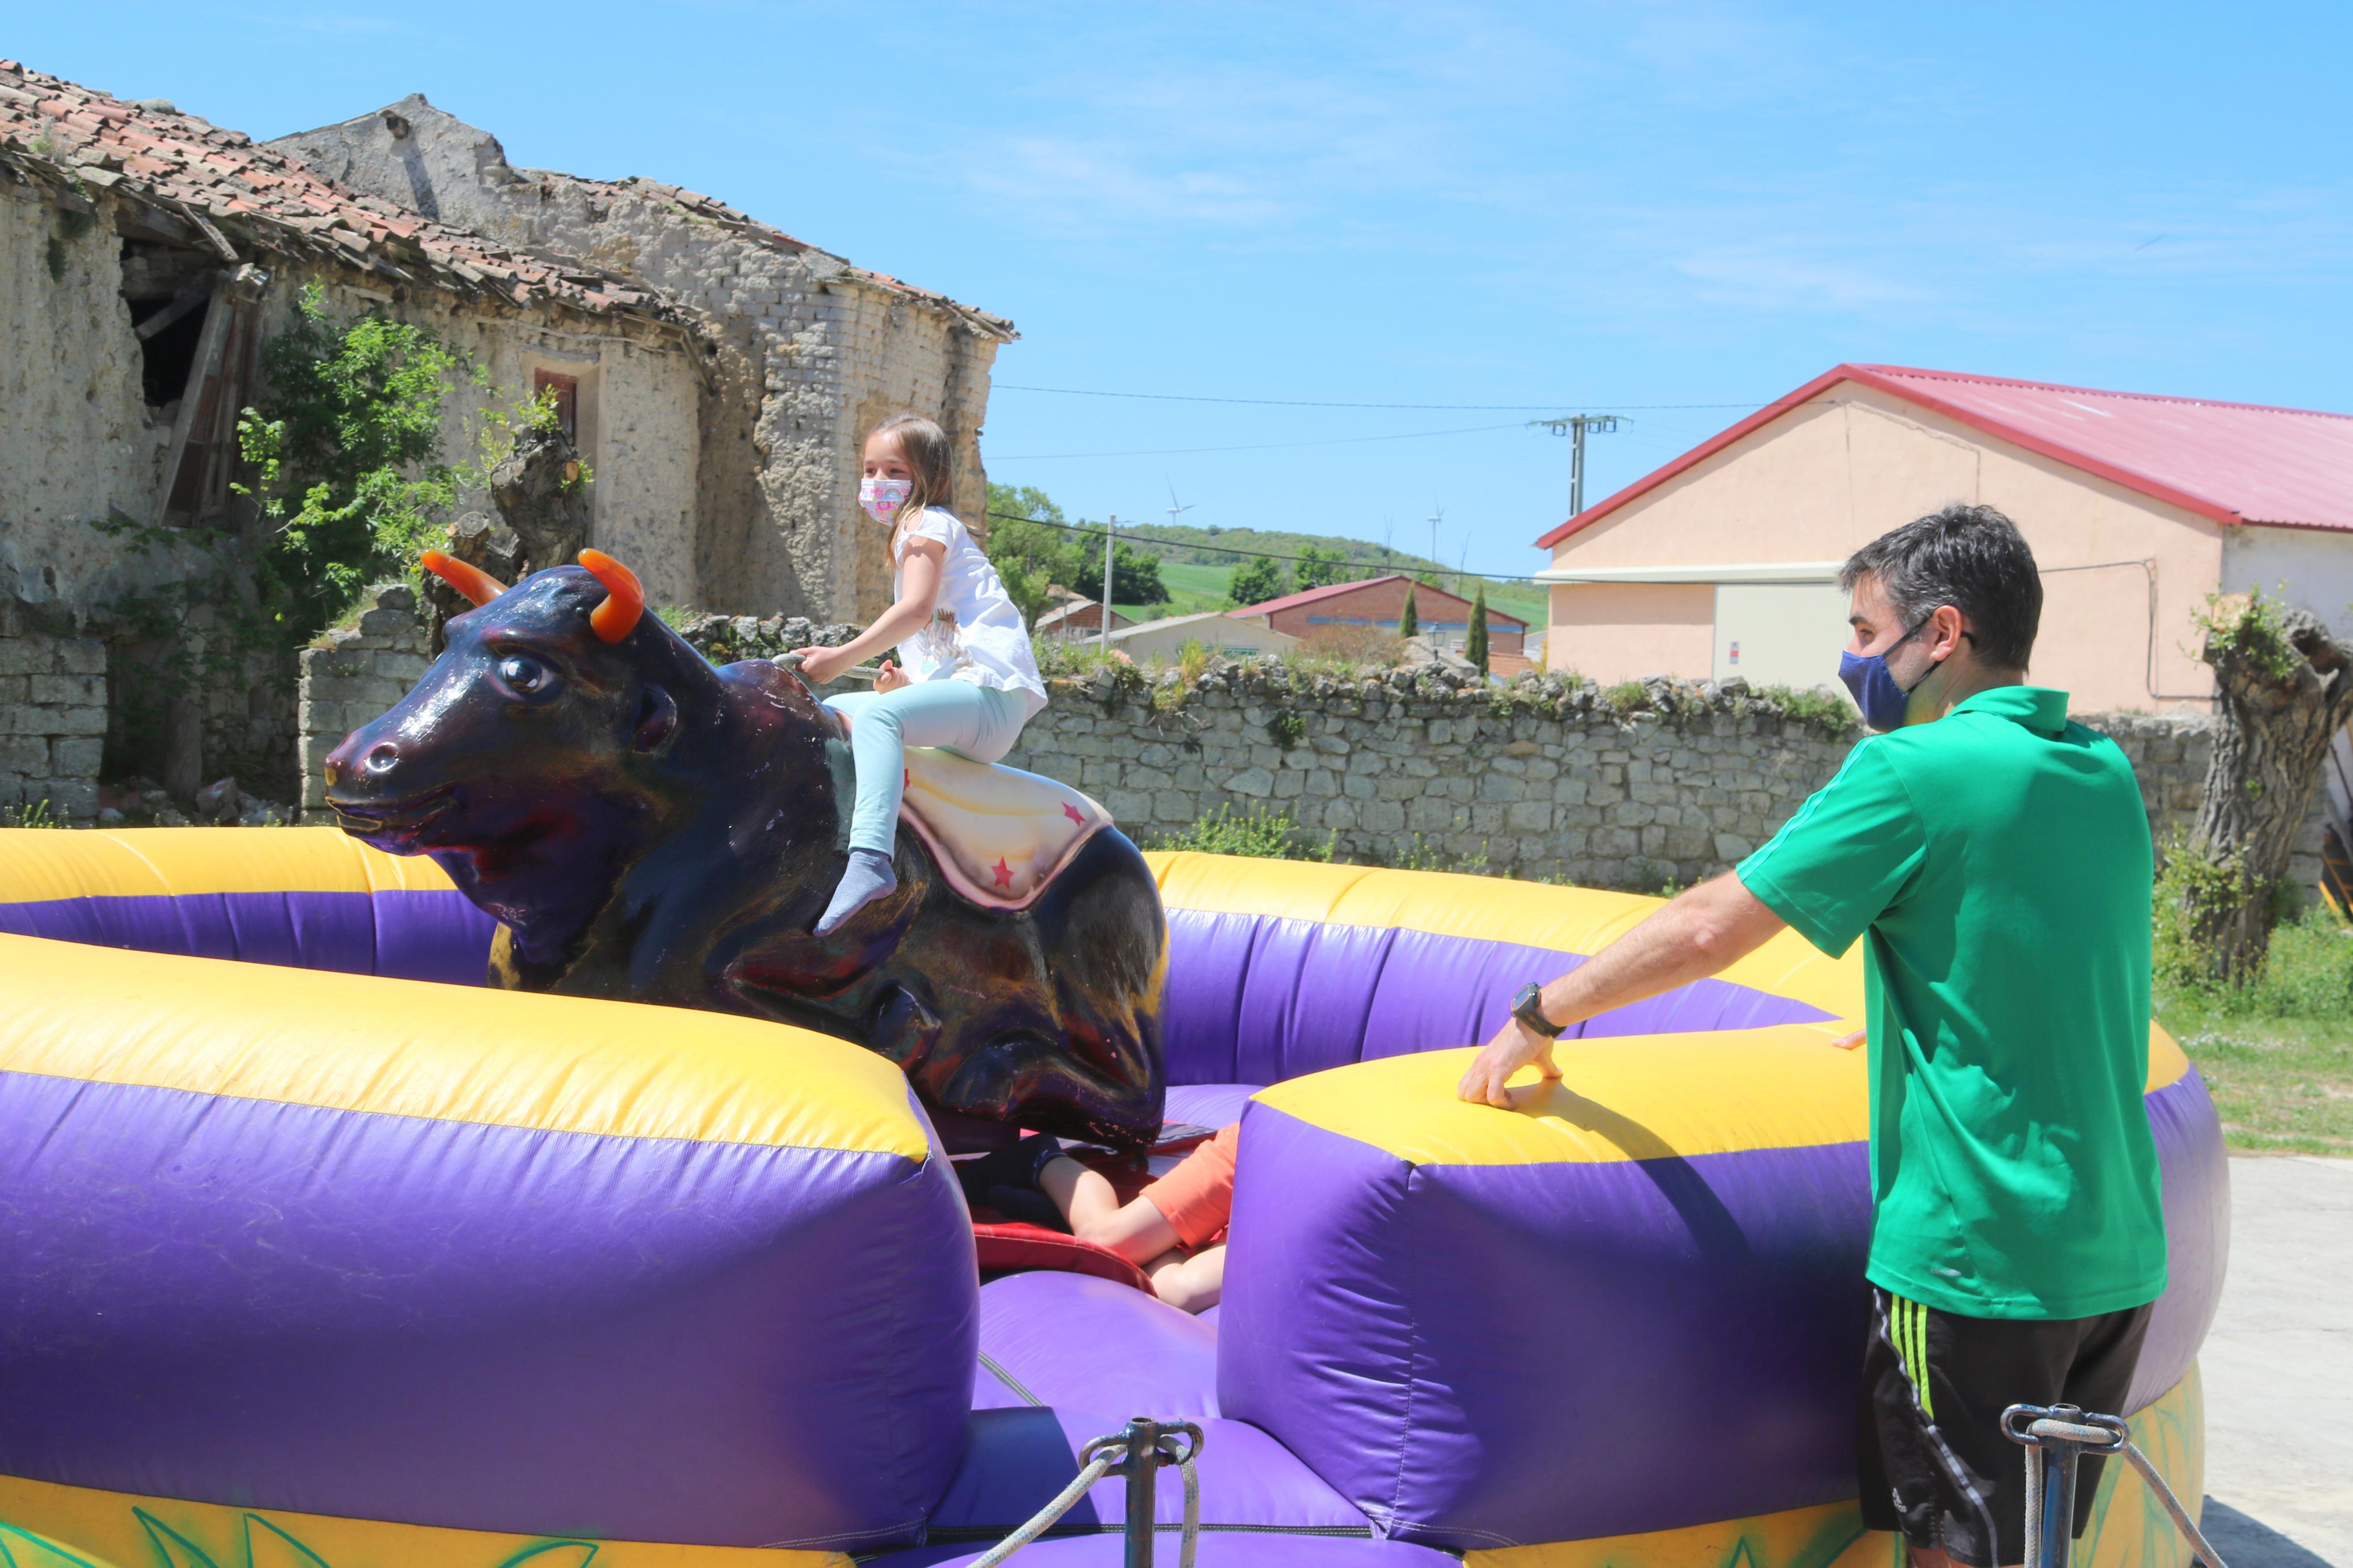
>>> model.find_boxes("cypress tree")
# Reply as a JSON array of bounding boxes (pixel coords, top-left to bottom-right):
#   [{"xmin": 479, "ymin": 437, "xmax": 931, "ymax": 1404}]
[
  {"xmin": 1399, "ymin": 586, "xmax": 1419, "ymax": 639},
  {"xmin": 1466, "ymin": 582, "xmax": 1490, "ymax": 674}
]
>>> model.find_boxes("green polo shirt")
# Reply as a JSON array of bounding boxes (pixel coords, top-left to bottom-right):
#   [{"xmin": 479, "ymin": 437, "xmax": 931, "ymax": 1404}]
[{"xmin": 1737, "ymin": 687, "xmax": 2166, "ymax": 1320}]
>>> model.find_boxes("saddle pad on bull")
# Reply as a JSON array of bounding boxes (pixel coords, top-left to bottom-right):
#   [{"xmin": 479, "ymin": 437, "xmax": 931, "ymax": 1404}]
[{"xmin": 896, "ymin": 745, "xmax": 1112, "ymax": 910}]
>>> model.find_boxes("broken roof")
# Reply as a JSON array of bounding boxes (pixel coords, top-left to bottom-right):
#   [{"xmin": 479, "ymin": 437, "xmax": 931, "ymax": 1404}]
[
  {"xmin": 0, "ymin": 61, "xmax": 673, "ymax": 322},
  {"xmin": 549, "ymin": 170, "xmax": 1017, "ymax": 342},
  {"xmin": 276, "ymin": 95, "xmax": 1015, "ymax": 343}
]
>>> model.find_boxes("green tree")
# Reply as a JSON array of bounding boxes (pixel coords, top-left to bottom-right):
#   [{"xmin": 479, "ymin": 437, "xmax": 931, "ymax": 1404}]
[
  {"xmin": 1110, "ymin": 542, "xmax": 1166, "ymax": 607},
  {"xmin": 984, "ymin": 482, "xmax": 1084, "ymax": 626},
  {"xmin": 1294, "ymin": 543, "xmax": 1348, "ymax": 590},
  {"xmin": 1465, "ymin": 582, "xmax": 1490, "ymax": 674},
  {"xmin": 1399, "ymin": 587, "xmax": 1419, "ymax": 638},
  {"xmin": 1228, "ymin": 554, "xmax": 1292, "ymax": 607},
  {"xmin": 237, "ymin": 284, "xmax": 482, "ymax": 643}
]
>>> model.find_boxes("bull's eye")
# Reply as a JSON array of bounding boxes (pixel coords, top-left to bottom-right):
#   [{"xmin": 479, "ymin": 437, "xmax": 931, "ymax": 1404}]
[{"xmin": 499, "ymin": 654, "xmax": 551, "ymax": 695}]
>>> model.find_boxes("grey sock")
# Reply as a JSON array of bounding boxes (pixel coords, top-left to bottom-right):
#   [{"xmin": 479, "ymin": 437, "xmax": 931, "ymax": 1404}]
[{"xmin": 817, "ymin": 848, "xmax": 898, "ymax": 935}]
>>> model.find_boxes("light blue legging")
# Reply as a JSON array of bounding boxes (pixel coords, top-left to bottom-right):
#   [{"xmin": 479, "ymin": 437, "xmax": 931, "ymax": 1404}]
[{"xmin": 825, "ymin": 681, "xmax": 1032, "ymax": 856}]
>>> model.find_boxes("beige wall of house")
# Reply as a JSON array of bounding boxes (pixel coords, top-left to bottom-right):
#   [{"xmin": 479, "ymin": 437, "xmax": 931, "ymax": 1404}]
[{"xmin": 1542, "ymin": 383, "xmax": 2237, "ymax": 712}]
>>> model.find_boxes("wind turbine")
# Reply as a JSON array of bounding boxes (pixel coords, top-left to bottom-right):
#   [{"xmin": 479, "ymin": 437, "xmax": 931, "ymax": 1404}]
[{"xmin": 1165, "ymin": 481, "xmax": 1195, "ymax": 533}]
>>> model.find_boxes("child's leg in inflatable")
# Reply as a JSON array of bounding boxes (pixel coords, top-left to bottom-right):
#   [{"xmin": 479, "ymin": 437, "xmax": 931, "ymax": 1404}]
[{"xmin": 816, "ymin": 681, "xmax": 1028, "ymax": 933}]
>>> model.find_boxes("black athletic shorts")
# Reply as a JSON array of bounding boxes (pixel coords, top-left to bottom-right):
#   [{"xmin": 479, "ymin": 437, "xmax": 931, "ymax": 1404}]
[{"xmin": 1858, "ymin": 1286, "xmax": 2153, "ymax": 1568}]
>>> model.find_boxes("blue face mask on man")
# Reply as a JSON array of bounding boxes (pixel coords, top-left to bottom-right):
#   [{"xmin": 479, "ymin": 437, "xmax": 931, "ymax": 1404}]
[{"xmin": 1838, "ymin": 613, "xmax": 1937, "ymax": 732}]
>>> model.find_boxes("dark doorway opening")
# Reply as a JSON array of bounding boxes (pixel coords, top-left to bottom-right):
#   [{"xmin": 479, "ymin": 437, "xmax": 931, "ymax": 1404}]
[{"xmin": 129, "ymin": 293, "xmax": 212, "ymax": 408}]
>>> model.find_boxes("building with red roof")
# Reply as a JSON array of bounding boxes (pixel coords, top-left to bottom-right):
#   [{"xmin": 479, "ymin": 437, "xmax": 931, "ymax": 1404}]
[
  {"xmin": 1533, "ymin": 364, "xmax": 2353, "ymax": 711},
  {"xmin": 1236, "ymin": 574, "xmax": 1526, "ymax": 659}
]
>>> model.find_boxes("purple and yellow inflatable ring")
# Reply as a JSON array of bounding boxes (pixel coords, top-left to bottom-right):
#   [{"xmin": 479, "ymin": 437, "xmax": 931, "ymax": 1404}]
[{"xmin": 0, "ymin": 830, "xmax": 2226, "ymax": 1568}]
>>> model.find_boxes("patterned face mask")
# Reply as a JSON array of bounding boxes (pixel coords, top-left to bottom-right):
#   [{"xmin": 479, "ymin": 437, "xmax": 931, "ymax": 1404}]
[{"xmin": 859, "ymin": 476, "xmax": 913, "ymax": 523}]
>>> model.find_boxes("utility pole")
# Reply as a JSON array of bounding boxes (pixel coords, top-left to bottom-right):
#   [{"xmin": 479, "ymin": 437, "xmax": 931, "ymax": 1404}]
[
  {"xmin": 1538, "ymin": 414, "xmax": 1622, "ymax": 519},
  {"xmin": 1101, "ymin": 514, "xmax": 1117, "ymax": 653}
]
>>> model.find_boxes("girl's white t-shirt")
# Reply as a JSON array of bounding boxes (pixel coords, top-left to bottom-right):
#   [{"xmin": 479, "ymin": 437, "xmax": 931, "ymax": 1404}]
[{"xmin": 892, "ymin": 507, "xmax": 1049, "ymax": 719}]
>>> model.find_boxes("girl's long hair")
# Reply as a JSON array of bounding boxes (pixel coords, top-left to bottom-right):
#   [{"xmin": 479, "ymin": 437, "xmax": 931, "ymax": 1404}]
[{"xmin": 869, "ymin": 412, "xmax": 954, "ymax": 556}]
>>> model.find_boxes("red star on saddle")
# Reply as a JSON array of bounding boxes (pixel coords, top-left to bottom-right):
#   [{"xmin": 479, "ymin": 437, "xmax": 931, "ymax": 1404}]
[
  {"xmin": 992, "ymin": 857, "xmax": 1013, "ymax": 889},
  {"xmin": 1063, "ymin": 803, "xmax": 1084, "ymax": 825}
]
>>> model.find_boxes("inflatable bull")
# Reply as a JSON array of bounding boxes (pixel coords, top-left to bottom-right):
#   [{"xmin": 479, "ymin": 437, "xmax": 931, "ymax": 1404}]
[{"xmin": 324, "ymin": 549, "xmax": 1167, "ymax": 1150}]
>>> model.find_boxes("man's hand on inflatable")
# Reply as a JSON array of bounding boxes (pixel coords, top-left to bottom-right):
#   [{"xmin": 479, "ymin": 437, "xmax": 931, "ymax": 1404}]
[{"xmin": 1457, "ymin": 1021, "xmax": 1563, "ymax": 1110}]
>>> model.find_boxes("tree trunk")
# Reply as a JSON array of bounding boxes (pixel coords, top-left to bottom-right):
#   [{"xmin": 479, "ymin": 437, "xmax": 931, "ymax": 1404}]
[
  {"xmin": 2187, "ymin": 600, "xmax": 2353, "ymax": 979},
  {"xmin": 489, "ymin": 423, "xmax": 590, "ymax": 580},
  {"xmin": 424, "ymin": 511, "xmax": 522, "ymax": 654}
]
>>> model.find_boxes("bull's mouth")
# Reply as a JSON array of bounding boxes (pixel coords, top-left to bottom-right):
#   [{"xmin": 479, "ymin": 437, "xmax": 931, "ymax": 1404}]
[{"xmin": 326, "ymin": 783, "xmax": 461, "ymax": 847}]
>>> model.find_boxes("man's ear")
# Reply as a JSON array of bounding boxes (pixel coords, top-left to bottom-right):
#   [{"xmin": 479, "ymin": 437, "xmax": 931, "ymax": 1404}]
[{"xmin": 1929, "ymin": 604, "xmax": 1970, "ymax": 662}]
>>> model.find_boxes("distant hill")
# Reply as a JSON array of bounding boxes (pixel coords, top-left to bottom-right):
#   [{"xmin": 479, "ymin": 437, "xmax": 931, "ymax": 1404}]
[{"xmin": 1110, "ymin": 522, "xmax": 1546, "ymax": 628}]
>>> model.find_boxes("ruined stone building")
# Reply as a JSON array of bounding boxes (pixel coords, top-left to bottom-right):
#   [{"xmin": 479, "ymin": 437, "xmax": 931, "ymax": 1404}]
[
  {"xmin": 271, "ymin": 95, "xmax": 1015, "ymax": 624},
  {"xmin": 0, "ymin": 61, "xmax": 1009, "ymax": 818}
]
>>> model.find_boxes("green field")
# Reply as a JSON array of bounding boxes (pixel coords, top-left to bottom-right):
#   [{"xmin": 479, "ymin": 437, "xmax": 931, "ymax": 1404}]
[
  {"xmin": 1106, "ymin": 538, "xmax": 1546, "ymax": 630},
  {"xmin": 2157, "ymin": 917, "xmax": 2353, "ymax": 1155}
]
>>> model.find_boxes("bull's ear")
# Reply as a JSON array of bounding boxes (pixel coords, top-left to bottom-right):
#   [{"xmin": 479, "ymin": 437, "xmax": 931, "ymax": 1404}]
[
  {"xmin": 579, "ymin": 549, "xmax": 644, "ymax": 643},
  {"xmin": 631, "ymin": 685, "xmax": 679, "ymax": 753},
  {"xmin": 422, "ymin": 549, "xmax": 507, "ymax": 606}
]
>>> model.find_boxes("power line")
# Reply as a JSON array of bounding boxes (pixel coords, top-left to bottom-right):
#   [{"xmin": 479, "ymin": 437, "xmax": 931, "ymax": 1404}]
[
  {"xmin": 984, "ymin": 510, "xmax": 1541, "ymax": 586},
  {"xmin": 994, "ymin": 383, "xmax": 1786, "ymax": 413},
  {"xmin": 990, "ymin": 420, "xmax": 1535, "ymax": 461}
]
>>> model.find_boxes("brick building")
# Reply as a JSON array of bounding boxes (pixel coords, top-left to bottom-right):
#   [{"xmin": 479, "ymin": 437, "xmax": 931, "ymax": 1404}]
[{"xmin": 1238, "ymin": 575, "xmax": 1527, "ymax": 657}]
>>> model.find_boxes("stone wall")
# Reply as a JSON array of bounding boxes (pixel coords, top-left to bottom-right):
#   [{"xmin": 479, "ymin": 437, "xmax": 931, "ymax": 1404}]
[
  {"xmin": 1001, "ymin": 666, "xmax": 2337, "ymax": 903},
  {"xmin": 282, "ymin": 607, "xmax": 2335, "ymax": 904},
  {"xmin": 0, "ymin": 598, "xmax": 105, "ymax": 822},
  {"xmin": 294, "ymin": 583, "xmax": 431, "ymax": 823}
]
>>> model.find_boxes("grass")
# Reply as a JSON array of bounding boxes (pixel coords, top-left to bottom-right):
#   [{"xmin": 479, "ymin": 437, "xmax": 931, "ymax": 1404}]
[
  {"xmin": 1108, "ymin": 556, "xmax": 1549, "ymax": 630},
  {"xmin": 2157, "ymin": 913, "xmax": 2353, "ymax": 1155}
]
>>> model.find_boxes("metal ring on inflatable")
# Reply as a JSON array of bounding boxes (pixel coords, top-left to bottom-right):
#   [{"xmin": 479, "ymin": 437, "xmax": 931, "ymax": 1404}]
[{"xmin": 0, "ymin": 829, "xmax": 2226, "ymax": 1568}]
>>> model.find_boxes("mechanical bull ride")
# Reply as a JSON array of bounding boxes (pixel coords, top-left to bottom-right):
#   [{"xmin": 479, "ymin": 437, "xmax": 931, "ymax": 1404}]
[{"xmin": 323, "ymin": 548, "xmax": 1167, "ymax": 1151}]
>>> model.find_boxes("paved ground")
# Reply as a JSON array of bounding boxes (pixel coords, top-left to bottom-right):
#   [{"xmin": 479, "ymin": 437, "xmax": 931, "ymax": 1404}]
[{"xmin": 2198, "ymin": 1155, "xmax": 2352, "ymax": 1567}]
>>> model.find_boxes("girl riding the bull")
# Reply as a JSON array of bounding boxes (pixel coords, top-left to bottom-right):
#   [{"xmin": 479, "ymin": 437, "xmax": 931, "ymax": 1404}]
[{"xmin": 792, "ymin": 414, "xmax": 1050, "ymax": 936}]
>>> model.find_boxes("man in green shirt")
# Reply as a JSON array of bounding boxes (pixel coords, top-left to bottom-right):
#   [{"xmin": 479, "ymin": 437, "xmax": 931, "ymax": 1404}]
[{"xmin": 1460, "ymin": 504, "xmax": 2166, "ymax": 1568}]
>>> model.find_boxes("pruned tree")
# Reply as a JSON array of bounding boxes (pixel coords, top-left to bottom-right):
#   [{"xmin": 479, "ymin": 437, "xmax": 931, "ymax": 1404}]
[
  {"xmin": 490, "ymin": 419, "xmax": 591, "ymax": 578},
  {"xmin": 1466, "ymin": 582, "xmax": 1490, "ymax": 674},
  {"xmin": 1399, "ymin": 588, "xmax": 1419, "ymax": 639},
  {"xmin": 2174, "ymin": 591, "xmax": 2353, "ymax": 980}
]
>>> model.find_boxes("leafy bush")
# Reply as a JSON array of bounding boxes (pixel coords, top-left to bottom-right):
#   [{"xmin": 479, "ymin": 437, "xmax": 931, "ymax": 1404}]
[
  {"xmin": 1301, "ymin": 623, "xmax": 1403, "ymax": 667},
  {"xmin": 237, "ymin": 283, "xmax": 488, "ymax": 645},
  {"xmin": 1145, "ymin": 802, "xmax": 1333, "ymax": 861},
  {"xmin": 1228, "ymin": 554, "xmax": 1290, "ymax": 607}
]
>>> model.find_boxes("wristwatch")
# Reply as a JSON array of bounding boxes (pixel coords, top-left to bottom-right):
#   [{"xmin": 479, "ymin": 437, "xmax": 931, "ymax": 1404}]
[{"xmin": 1510, "ymin": 982, "xmax": 1566, "ymax": 1039}]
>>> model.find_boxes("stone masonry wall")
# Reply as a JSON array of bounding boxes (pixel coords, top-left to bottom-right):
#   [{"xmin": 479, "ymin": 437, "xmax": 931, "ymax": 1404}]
[
  {"xmin": 0, "ymin": 598, "xmax": 106, "ymax": 823},
  {"xmin": 294, "ymin": 583, "xmax": 430, "ymax": 823},
  {"xmin": 1001, "ymin": 666, "xmax": 2336, "ymax": 903},
  {"xmin": 283, "ymin": 609, "xmax": 2334, "ymax": 904}
]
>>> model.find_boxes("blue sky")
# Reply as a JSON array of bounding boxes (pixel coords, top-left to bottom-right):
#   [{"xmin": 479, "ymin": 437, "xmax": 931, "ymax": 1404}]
[{"xmin": 17, "ymin": 3, "xmax": 2348, "ymax": 580}]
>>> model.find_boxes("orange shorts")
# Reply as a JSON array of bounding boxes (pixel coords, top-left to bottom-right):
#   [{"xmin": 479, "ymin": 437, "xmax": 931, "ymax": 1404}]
[{"xmin": 1141, "ymin": 1122, "xmax": 1239, "ymax": 1250}]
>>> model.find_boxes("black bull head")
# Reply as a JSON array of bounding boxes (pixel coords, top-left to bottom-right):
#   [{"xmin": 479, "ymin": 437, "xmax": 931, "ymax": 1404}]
[{"xmin": 325, "ymin": 550, "xmax": 1167, "ymax": 1151}]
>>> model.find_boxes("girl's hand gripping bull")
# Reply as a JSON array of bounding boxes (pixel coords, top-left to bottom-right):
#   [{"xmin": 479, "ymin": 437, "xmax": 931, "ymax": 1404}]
[{"xmin": 323, "ymin": 549, "xmax": 1167, "ymax": 1152}]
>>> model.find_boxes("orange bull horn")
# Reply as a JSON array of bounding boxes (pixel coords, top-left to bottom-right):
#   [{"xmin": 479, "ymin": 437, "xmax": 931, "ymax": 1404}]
[
  {"xmin": 579, "ymin": 549, "xmax": 644, "ymax": 643},
  {"xmin": 420, "ymin": 550, "xmax": 509, "ymax": 607}
]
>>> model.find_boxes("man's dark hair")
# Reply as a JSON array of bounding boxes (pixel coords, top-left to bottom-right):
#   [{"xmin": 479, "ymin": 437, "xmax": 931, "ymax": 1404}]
[{"xmin": 1840, "ymin": 503, "xmax": 2042, "ymax": 671}]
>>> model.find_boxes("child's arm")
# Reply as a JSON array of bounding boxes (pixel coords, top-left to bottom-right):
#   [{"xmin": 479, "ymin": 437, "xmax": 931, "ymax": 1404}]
[{"xmin": 793, "ymin": 539, "xmax": 945, "ymax": 685}]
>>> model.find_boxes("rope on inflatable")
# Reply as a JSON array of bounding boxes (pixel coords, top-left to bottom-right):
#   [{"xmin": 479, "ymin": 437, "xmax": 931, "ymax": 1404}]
[
  {"xmin": 963, "ymin": 1449, "xmax": 1120, "ymax": 1567},
  {"xmin": 2008, "ymin": 1405, "xmax": 2227, "ymax": 1568},
  {"xmin": 964, "ymin": 1420, "xmax": 1204, "ymax": 1568}
]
